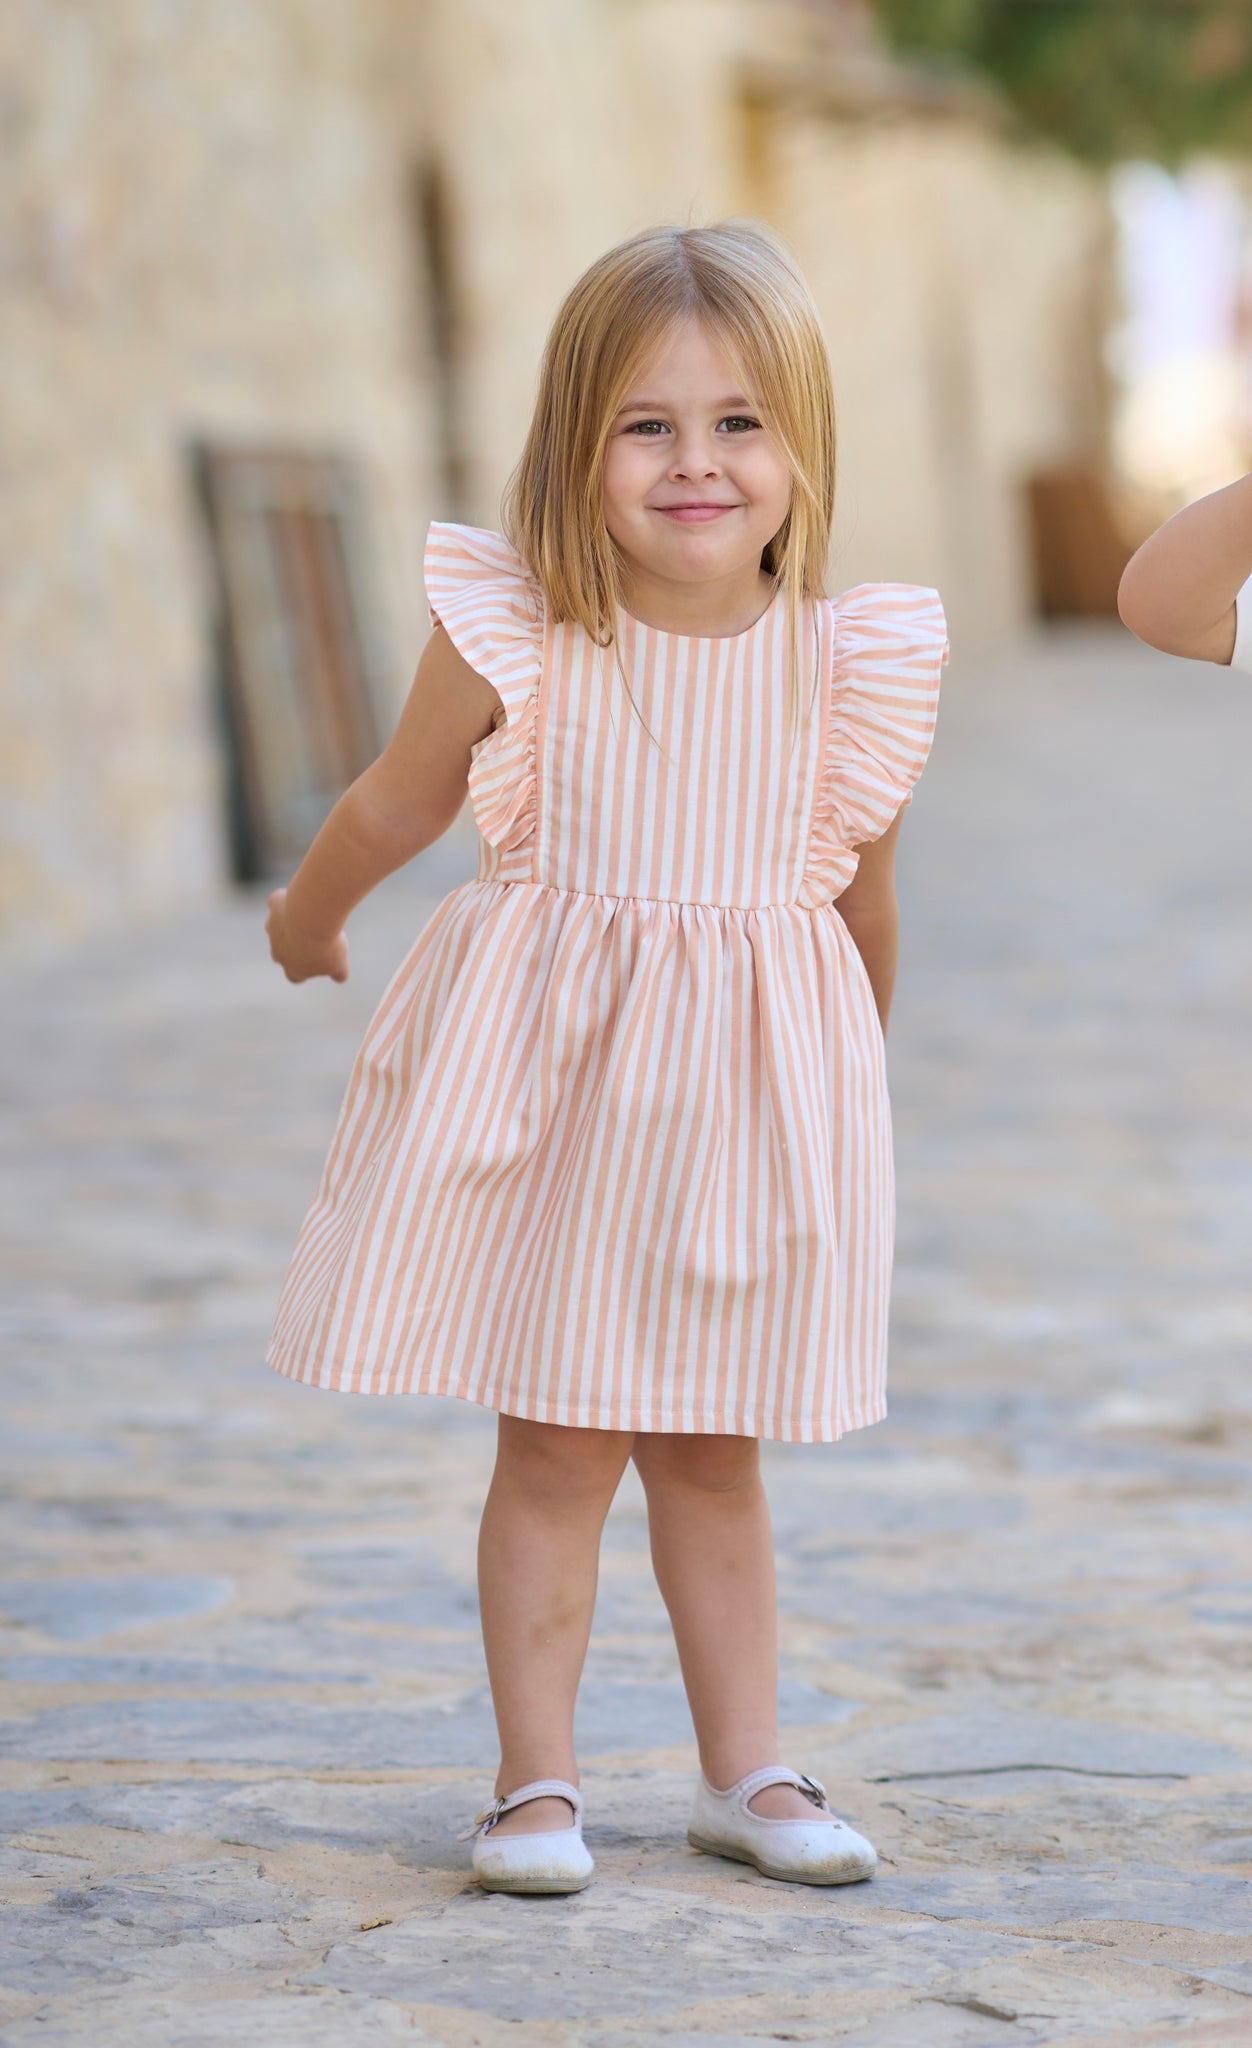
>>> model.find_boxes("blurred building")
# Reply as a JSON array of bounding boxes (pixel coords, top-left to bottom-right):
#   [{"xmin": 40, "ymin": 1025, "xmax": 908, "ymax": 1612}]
[
  {"xmin": 2, "ymin": 0, "xmax": 1115, "ymax": 952},
  {"xmin": 1110, "ymin": 156, "xmax": 1252, "ymax": 504}
]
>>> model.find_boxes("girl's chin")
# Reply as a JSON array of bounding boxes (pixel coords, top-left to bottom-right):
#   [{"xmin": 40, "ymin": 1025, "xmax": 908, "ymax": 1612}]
[
  {"xmin": 609, "ymin": 520, "xmax": 769, "ymax": 580},
  {"xmin": 643, "ymin": 520, "xmax": 753, "ymax": 554}
]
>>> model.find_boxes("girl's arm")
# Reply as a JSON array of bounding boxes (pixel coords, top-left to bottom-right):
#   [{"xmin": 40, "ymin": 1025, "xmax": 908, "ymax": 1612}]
[
  {"xmin": 1117, "ymin": 473, "xmax": 1252, "ymax": 664},
  {"xmin": 265, "ymin": 625, "xmax": 502, "ymax": 983},
  {"xmin": 834, "ymin": 810, "xmax": 902, "ymax": 1034}
]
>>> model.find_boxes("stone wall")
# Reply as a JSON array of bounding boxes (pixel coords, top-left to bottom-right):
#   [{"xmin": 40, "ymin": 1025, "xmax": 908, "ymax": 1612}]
[
  {"xmin": 1, "ymin": 0, "xmax": 439, "ymax": 951},
  {"xmin": 778, "ymin": 117, "xmax": 1114, "ymax": 650}
]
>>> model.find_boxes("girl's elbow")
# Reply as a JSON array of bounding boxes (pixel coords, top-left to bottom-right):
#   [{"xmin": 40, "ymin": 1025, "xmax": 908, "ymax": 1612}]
[
  {"xmin": 343, "ymin": 771, "xmax": 435, "ymax": 866},
  {"xmin": 836, "ymin": 889, "xmax": 898, "ymax": 928},
  {"xmin": 1117, "ymin": 556, "xmax": 1156, "ymax": 644}
]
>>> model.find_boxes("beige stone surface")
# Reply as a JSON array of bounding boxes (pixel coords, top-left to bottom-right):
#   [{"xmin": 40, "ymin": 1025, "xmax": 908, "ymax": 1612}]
[
  {"xmin": 2, "ymin": 624, "xmax": 1251, "ymax": 2042},
  {"xmin": 783, "ymin": 120, "xmax": 1114, "ymax": 653},
  {"xmin": 0, "ymin": 0, "xmax": 437, "ymax": 949}
]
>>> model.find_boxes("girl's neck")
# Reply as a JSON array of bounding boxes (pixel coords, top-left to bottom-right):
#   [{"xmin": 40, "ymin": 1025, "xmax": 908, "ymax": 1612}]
[{"xmin": 617, "ymin": 562, "xmax": 777, "ymax": 638}]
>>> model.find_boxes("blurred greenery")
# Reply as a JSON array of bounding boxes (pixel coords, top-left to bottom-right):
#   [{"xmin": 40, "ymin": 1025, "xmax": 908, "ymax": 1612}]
[{"xmin": 876, "ymin": 1, "xmax": 1252, "ymax": 162}]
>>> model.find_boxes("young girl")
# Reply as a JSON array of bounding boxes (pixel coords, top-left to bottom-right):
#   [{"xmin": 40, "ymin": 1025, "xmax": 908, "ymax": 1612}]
[
  {"xmin": 264, "ymin": 220, "xmax": 948, "ymax": 1897},
  {"xmin": 1118, "ymin": 470, "xmax": 1252, "ymax": 671}
]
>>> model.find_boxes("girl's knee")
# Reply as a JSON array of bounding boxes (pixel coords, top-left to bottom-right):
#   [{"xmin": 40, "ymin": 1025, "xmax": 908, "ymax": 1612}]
[
  {"xmin": 634, "ymin": 1431, "xmax": 759, "ymax": 1495},
  {"xmin": 493, "ymin": 1413, "xmax": 632, "ymax": 1500}
]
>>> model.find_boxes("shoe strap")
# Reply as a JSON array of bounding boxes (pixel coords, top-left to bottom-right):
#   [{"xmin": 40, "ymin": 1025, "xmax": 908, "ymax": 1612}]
[
  {"xmin": 718, "ymin": 1765, "xmax": 830, "ymax": 1811},
  {"xmin": 458, "ymin": 1777, "xmax": 582, "ymax": 1841}
]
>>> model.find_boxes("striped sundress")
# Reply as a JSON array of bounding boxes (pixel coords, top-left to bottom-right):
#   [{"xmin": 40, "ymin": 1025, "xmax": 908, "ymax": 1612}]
[{"xmin": 266, "ymin": 521, "xmax": 947, "ymax": 1441}]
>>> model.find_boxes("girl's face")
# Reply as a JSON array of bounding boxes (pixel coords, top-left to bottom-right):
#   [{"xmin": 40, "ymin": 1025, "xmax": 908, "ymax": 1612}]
[{"xmin": 601, "ymin": 318, "xmax": 793, "ymax": 597}]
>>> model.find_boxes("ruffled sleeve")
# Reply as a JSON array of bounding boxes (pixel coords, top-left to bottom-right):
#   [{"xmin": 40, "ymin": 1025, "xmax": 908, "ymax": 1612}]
[
  {"xmin": 802, "ymin": 583, "xmax": 948, "ymax": 905},
  {"xmin": 424, "ymin": 521, "xmax": 544, "ymax": 851}
]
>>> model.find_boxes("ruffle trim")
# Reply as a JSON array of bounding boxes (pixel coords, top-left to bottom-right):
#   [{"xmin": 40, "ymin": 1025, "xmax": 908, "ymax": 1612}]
[
  {"xmin": 424, "ymin": 521, "xmax": 543, "ymax": 850},
  {"xmin": 803, "ymin": 583, "xmax": 948, "ymax": 904}
]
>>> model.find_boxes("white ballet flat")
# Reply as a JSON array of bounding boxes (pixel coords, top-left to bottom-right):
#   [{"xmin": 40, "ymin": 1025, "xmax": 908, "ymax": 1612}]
[
  {"xmin": 459, "ymin": 1777, "xmax": 593, "ymax": 1894},
  {"xmin": 688, "ymin": 1765, "xmax": 878, "ymax": 1885}
]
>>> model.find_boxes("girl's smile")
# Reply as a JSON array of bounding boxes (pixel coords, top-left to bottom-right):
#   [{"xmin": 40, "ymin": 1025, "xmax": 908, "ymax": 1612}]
[
  {"xmin": 653, "ymin": 501, "xmax": 741, "ymax": 523},
  {"xmin": 602, "ymin": 317, "xmax": 793, "ymax": 635}
]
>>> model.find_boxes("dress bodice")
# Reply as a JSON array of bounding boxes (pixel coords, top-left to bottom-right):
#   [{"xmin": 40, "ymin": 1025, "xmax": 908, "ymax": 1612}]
[{"xmin": 424, "ymin": 522, "xmax": 948, "ymax": 910}]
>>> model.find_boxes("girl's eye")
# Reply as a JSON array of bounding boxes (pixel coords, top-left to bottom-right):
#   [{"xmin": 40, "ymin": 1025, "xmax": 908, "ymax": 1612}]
[{"xmin": 623, "ymin": 416, "xmax": 762, "ymax": 436}]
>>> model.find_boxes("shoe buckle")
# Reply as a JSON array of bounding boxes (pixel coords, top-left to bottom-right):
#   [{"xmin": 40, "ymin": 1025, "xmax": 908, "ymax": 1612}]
[
  {"xmin": 457, "ymin": 1795, "xmax": 505, "ymax": 1842},
  {"xmin": 797, "ymin": 1771, "xmax": 828, "ymax": 1808}
]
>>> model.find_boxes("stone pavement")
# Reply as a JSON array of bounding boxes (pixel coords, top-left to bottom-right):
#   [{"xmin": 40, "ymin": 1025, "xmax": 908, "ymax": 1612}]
[{"xmin": 2, "ymin": 624, "xmax": 1251, "ymax": 2047}]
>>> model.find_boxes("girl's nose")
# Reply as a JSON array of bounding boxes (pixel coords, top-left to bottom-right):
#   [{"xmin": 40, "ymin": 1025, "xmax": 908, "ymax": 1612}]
[{"xmin": 671, "ymin": 439, "xmax": 721, "ymax": 480}]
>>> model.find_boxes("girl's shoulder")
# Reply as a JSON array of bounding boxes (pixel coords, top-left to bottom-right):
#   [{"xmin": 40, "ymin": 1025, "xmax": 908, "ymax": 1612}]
[
  {"xmin": 820, "ymin": 581, "xmax": 949, "ymax": 699},
  {"xmin": 424, "ymin": 522, "xmax": 545, "ymax": 711},
  {"xmin": 825, "ymin": 580, "xmax": 948, "ymax": 653},
  {"xmin": 809, "ymin": 581, "xmax": 948, "ymax": 854},
  {"xmin": 425, "ymin": 522, "xmax": 543, "ymax": 619}
]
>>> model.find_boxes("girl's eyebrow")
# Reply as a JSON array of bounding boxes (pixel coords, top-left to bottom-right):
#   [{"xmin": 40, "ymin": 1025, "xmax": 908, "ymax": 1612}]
[{"xmin": 615, "ymin": 394, "xmax": 755, "ymax": 415}]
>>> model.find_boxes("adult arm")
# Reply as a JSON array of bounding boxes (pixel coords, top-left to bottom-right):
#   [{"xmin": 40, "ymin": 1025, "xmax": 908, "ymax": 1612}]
[{"xmin": 1117, "ymin": 473, "xmax": 1252, "ymax": 664}]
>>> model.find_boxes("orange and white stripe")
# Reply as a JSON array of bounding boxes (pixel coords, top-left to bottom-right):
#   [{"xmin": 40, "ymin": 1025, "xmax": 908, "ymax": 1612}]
[{"xmin": 266, "ymin": 522, "xmax": 947, "ymax": 1441}]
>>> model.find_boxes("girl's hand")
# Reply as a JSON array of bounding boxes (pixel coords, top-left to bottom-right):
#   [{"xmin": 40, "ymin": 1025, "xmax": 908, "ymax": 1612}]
[{"xmin": 265, "ymin": 888, "xmax": 350, "ymax": 985}]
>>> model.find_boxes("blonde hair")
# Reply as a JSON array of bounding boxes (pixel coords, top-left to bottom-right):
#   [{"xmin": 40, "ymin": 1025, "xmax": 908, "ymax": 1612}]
[{"xmin": 502, "ymin": 219, "xmax": 837, "ymax": 757}]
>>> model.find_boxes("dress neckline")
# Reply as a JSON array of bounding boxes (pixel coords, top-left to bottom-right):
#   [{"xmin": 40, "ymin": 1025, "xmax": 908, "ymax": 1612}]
[{"xmin": 618, "ymin": 584, "xmax": 781, "ymax": 646}]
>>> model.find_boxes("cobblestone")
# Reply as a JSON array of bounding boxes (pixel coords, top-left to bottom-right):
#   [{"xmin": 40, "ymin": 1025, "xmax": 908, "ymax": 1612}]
[{"xmin": 2, "ymin": 625, "xmax": 1251, "ymax": 2044}]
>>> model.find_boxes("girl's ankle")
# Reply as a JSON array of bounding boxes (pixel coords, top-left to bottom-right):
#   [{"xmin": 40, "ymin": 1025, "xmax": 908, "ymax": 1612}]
[
  {"xmin": 495, "ymin": 1768, "xmax": 580, "ymax": 1798},
  {"xmin": 487, "ymin": 1788, "xmax": 581, "ymax": 1838},
  {"xmin": 700, "ymin": 1754, "xmax": 780, "ymax": 1792}
]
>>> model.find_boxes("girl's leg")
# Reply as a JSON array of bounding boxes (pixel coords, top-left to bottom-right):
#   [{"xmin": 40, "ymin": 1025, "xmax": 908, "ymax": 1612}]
[
  {"xmin": 631, "ymin": 1432, "xmax": 838, "ymax": 1821},
  {"xmin": 477, "ymin": 1412, "xmax": 635, "ymax": 1835}
]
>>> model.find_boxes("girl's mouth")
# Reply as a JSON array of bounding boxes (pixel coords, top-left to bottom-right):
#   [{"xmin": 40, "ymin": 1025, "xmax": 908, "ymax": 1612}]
[{"xmin": 653, "ymin": 504, "xmax": 739, "ymax": 524}]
